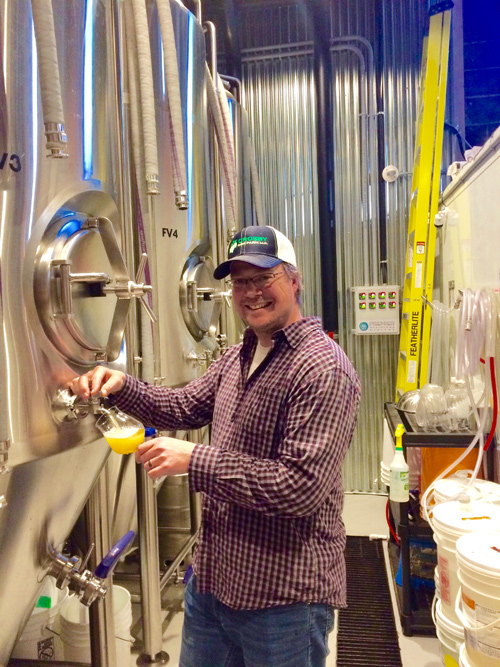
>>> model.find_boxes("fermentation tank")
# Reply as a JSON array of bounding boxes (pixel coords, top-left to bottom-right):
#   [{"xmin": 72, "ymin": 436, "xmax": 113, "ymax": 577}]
[
  {"xmin": 0, "ymin": 0, "xmax": 263, "ymax": 661},
  {"xmin": 0, "ymin": 1, "xmax": 133, "ymax": 662},
  {"xmin": 129, "ymin": 0, "xmax": 223, "ymax": 385},
  {"xmin": 110, "ymin": 0, "xmax": 220, "ymax": 552}
]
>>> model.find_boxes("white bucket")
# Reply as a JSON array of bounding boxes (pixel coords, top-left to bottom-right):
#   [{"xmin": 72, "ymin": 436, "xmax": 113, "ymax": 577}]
[
  {"xmin": 60, "ymin": 585, "xmax": 133, "ymax": 664},
  {"xmin": 432, "ymin": 500, "xmax": 500, "ymax": 625},
  {"xmin": 435, "ymin": 599, "xmax": 463, "ymax": 667},
  {"xmin": 459, "ymin": 642, "xmax": 478, "ymax": 667},
  {"xmin": 434, "ymin": 476, "xmax": 500, "ymax": 506},
  {"xmin": 435, "ymin": 565, "xmax": 441, "ymax": 600},
  {"xmin": 456, "ymin": 531, "xmax": 500, "ymax": 667},
  {"xmin": 11, "ymin": 578, "xmax": 68, "ymax": 661}
]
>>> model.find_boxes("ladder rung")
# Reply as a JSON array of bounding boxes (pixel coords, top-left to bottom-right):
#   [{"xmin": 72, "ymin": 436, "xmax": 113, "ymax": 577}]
[
  {"xmin": 400, "ymin": 351, "xmax": 407, "ymax": 361},
  {"xmin": 402, "ymin": 313, "xmax": 409, "ymax": 320},
  {"xmin": 406, "ymin": 272, "xmax": 412, "ymax": 280}
]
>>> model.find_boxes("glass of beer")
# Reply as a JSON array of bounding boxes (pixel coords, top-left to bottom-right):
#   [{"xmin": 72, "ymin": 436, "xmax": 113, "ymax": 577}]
[{"xmin": 96, "ymin": 408, "xmax": 145, "ymax": 454}]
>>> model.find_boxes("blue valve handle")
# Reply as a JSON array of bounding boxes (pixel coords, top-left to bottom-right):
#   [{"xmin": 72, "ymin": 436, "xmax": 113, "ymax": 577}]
[{"xmin": 94, "ymin": 530, "xmax": 135, "ymax": 579}]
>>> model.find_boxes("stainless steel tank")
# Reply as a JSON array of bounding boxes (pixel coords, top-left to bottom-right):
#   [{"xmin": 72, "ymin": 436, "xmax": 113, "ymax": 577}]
[
  {"xmin": 110, "ymin": 0, "xmax": 221, "ymax": 563},
  {"xmin": 129, "ymin": 0, "xmax": 222, "ymax": 385},
  {"xmin": 0, "ymin": 1, "xmax": 131, "ymax": 663}
]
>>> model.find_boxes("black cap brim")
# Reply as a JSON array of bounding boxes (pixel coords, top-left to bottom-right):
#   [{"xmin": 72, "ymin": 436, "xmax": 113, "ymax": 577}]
[{"xmin": 213, "ymin": 255, "xmax": 282, "ymax": 280}]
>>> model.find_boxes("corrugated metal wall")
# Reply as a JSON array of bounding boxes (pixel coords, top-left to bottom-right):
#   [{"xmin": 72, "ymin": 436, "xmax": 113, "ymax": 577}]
[
  {"xmin": 240, "ymin": 4, "xmax": 322, "ymax": 317},
  {"xmin": 239, "ymin": 0, "xmax": 428, "ymax": 492}
]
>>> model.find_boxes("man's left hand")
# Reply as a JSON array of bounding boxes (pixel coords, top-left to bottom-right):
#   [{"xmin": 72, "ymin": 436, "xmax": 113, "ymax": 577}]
[{"xmin": 135, "ymin": 437, "xmax": 196, "ymax": 477}]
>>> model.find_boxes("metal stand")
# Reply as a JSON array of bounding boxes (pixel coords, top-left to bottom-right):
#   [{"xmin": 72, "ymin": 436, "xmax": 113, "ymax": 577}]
[
  {"xmin": 85, "ymin": 463, "xmax": 118, "ymax": 667},
  {"xmin": 136, "ymin": 464, "xmax": 169, "ymax": 666},
  {"xmin": 384, "ymin": 402, "xmax": 495, "ymax": 636}
]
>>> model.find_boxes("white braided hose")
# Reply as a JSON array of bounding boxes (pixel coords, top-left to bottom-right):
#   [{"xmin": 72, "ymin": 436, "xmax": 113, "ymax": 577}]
[
  {"xmin": 30, "ymin": 0, "xmax": 67, "ymax": 157},
  {"xmin": 123, "ymin": 0, "xmax": 145, "ymax": 191},
  {"xmin": 131, "ymin": 0, "xmax": 160, "ymax": 194},
  {"xmin": 206, "ymin": 64, "xmax": 236, "ymax": 231},
  {"xmin": 156, "ymin": 0, "xmax": 188, "ymax": 209},
  {"xmin": 216, "ymin": 74, "xmax": 237, "ymax": 211}
]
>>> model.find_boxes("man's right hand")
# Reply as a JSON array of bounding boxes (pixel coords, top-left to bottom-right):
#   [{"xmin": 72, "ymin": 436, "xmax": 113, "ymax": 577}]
[{"xmin": 68, "ymin": 367, "xmax": 126, "ymax": 399}]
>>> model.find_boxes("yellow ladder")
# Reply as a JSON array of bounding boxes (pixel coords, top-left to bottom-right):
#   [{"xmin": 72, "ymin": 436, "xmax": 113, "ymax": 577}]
[{"xmin": 395, "ymin": 9, "xmax": 452, "ymax": 400}]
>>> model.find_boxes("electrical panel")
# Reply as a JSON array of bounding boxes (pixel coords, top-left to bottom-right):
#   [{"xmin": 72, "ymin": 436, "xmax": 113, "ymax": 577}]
[{"xmin": 351, "ymin": 285, "xmax": 400, "ymax": 335}]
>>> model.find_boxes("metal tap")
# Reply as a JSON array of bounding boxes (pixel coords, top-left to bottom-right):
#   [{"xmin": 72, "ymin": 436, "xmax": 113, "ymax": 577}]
[
  {"xmin": 46, "ymin": 530, "xmax": 135, "ymax": 607},
  {"xmin": 215, "ymin": 334, "xmax": 228, "ymax": 357},
  {"xmin": 187, "ymin": 285, "xmax": 232, "ymax": 312},
  {"xmin": 186, "ymin": 349, "xmax": 213, "ymax": 367},
  {"xmin": 52, "ymin": 388, "xmax": 111, "ymax": 423}
]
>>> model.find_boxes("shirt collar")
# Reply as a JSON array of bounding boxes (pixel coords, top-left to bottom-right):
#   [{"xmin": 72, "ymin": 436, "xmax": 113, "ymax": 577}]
[{"xmin": 242, "ymin": 316, "xmax": 323, "ymax": 352}]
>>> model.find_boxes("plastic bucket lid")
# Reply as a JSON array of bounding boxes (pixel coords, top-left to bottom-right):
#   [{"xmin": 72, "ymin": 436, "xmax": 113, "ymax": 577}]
[
  {"xmin": 435, "ymin": 478, "xmax": 500, "ymax": 505},
  {"xmin": 456, "ymin": 531, "xmax": 500, "ymax": 576},
  {"xmin": 433, "ymin": 501, "xmax": 500, "ymax": 542}
]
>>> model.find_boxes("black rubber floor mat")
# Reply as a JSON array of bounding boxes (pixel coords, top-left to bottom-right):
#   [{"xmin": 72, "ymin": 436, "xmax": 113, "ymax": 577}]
[{"xmin": 336, "ymin": 536, "xmax": 403, "ymax": 666}]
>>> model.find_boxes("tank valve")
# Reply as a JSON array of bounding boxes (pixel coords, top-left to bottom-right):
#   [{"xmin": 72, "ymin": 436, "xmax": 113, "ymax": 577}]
[
  {"xmin": 47, "ymin": 530, "xmax": 135, "ymax": 606},
  {"xmin": 186, "ymin": 350, "xmax": 213, "ymax": 367},
  {"xmin": 52, "ymin": 388, "xmax": 90, "ymax": 423}
]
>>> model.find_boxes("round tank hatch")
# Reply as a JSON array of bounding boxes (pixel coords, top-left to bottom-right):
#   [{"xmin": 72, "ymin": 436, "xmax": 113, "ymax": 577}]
[
  {"xmin": 34, "ymin": 213, "xmax": 122, "ymax": 364},
  {"xmin": 180, "ymin": 254, "xmax": 222, "ymax": 342},
  {"xmin": 33, "ymin": 193, "xmax": 151, "ymax": 366}
]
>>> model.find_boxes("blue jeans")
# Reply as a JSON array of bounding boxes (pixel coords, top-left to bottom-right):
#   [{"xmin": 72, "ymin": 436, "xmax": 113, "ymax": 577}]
[{"xmin": 179, "ymin": 576, "xmax": 335, "ymax": 667}]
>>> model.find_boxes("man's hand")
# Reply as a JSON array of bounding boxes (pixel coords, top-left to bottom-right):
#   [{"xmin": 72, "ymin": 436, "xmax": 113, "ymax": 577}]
[
  {"xmin": 68, "ymin": 367, "xmax": 126, "ymax": 399},
  {"xmin": 135, "ymin": 437, "xmax": 196, "ymax": 478}
]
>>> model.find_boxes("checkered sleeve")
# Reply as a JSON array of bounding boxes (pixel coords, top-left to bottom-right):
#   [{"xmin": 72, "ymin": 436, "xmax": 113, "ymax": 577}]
[
  {"xmin": 189, "ymin": 366, "xmax": 360, "ymax": 517},
  {"xmin": 110, "ymin": 360, "xmax": 223, "ymax": 431}
]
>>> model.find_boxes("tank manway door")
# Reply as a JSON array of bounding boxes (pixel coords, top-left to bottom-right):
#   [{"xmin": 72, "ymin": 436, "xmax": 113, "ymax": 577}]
[
  {"xmin": 34, "ymin": 213, "xmax": 154, "ymax": 365},
  {"xmin": 180, "ymin": 254, "xmax": 230, "ymax": 343}
]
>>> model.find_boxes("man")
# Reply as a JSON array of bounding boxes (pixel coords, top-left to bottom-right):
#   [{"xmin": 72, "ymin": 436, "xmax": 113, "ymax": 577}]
[{"xmin": 69, "ymin": 226, "xmax": 360, "ymax": 667}]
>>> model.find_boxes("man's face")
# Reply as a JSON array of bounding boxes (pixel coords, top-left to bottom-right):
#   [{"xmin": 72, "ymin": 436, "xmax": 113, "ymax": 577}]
[{"xmin": 229, "ymin": 262, "xmax": 301, "ymax": 342}]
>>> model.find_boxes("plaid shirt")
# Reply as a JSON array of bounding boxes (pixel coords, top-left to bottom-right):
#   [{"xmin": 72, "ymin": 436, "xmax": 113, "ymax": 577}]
[{"xmin": 114, "ymin": 317, "xmax": 360, "ymax": 609}]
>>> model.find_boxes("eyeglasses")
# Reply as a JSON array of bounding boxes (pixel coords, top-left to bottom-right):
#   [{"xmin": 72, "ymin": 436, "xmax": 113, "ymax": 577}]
[{"xmin": 227, "ymin": 271, "xmax": 285, "ymax": 291}]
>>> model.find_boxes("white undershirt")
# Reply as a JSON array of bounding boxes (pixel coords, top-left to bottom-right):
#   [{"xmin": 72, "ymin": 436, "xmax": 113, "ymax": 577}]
[{"xmin": 248, "ymin": 341, "xmax": 273, "ymax": 377}]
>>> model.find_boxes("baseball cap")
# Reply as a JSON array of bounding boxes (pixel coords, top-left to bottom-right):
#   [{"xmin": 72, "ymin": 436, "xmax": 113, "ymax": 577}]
[{"xmin": 213, "ymin": 226, "xmax": 297, "ymax": 279}]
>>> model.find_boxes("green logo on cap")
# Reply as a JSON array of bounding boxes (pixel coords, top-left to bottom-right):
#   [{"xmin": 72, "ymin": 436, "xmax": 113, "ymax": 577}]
[{"xmin": 229, "ymin": 236, "xmax": 268, "ymax": 256}]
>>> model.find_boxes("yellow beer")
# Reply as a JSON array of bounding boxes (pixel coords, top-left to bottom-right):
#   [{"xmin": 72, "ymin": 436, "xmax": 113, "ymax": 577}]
[{"xmin": 104, "ymin": 426, "xmax": 145, "ymax": 454}]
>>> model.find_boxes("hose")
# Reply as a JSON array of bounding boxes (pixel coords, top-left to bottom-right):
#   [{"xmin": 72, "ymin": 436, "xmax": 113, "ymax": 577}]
[
  {"xmin": 385, "ymin": 499, "xmax": 400, "ymax": 545},
  {"xmin": 217, "ymin": 74, "xmax": 237, "ymax": 213},
  {"xmin": 422, "ymin": 289, "xmax": 498, "ymax": 527},
  {"xmin": 206, "ymin": 64, "xmax": 237, "ymax": 232},
  {"xmin": 30, "ymin": 0, "xmax": 68, "ymax": 157},
  {"xmin": 131, "ymin": 0, "xmax": 160, "ymax": 195},
  {"xmin": 156, "ymin": 0, "xmax": 188, "ymax": 209}
]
